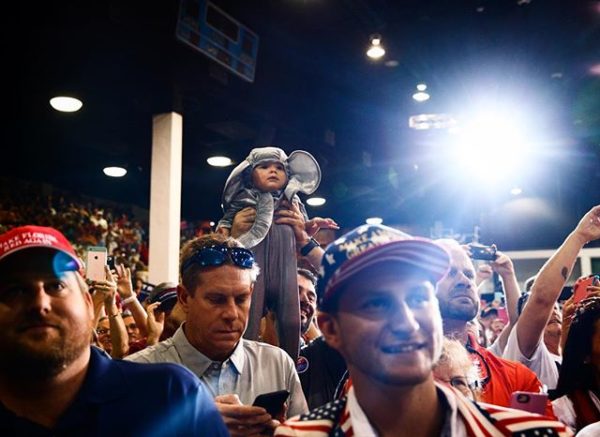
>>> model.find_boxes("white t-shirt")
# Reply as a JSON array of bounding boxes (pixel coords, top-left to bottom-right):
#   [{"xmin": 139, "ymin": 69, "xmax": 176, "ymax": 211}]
[{"xmin": 502, "ymin": 321, "xmax": 561, "ymax": 390}]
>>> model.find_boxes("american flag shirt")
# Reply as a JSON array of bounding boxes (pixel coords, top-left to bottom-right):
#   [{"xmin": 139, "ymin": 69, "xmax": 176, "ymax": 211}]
[{"xmin": 275, "ymin": 382, "xmax": 573, "ymax": 437}]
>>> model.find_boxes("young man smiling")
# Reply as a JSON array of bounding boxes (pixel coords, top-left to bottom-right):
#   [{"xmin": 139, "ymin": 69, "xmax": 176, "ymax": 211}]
[{"xmin": 275, "ymin": 224, "xmax": 571, "ymax": 437}]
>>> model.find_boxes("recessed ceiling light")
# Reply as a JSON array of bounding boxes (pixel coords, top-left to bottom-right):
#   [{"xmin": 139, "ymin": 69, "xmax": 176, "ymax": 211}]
[
  {"xmin": 366, "ymin": 217, "xmax": 383, "ymax": 225},
  {"xmin": 412, "ymin": 91, "xmax": 430, "ymax": 102},
  {"xmin": 510, "ymin": 187, "xmax": 523, "ymax": 196},
  {"xmin": 416, "ymin": 83, "xmax": 427, "ymax": 91},
  {"xmin": 306, "ymin": 197, "xmax": 326, "ymax": 206},
  {"xmin": 49, "ymin": 96, "xmax": 83, "ymax": 112},
  {"xmin": 103, "ymin": 166, "xmax": 127, "ymax": 177},
  {"xmin": 207, "ymin": 156, "xmax": 233, "ymax": 167},
  {"xmin": 366, "ymin": 34, "xmax": 385, "ymax": 60}
]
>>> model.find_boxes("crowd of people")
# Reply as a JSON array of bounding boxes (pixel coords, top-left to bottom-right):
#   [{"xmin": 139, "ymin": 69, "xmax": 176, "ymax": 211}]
[{"xmin": 2, "ymin": 166, "xmax": 600, "ymax": 435}]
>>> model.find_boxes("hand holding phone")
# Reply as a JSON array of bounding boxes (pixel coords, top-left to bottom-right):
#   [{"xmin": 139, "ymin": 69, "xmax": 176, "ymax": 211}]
[
  {"xmin": 509, "ymin": 391, "xmax": 548, "ymax": 415},
  {"xmin": 573, "ymin": 274, "xmax": 600, "ymax": 304},
  {"xmin": 86, "ymin": 246, "xmax": 108, "ymax": 282},
  {"xmin": 252, "ymin": 390, "xmax": 289, "ymax": 417},
  {"xmin": 469, "ymin": 244, "xmax": 498, "ymax": 261}
]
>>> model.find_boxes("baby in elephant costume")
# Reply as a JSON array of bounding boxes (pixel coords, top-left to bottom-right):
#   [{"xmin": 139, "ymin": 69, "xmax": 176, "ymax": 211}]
[{"xmin": 217, "ymin": 146, "xmax": 321, "ymax": 359}]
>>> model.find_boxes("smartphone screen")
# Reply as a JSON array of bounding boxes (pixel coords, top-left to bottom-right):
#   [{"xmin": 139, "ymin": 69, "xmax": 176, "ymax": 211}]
[
  {"xmin": 573, "ymin": 275, "xmax": 599, "ymax": 304},
  {"xmin": 252, "ymin": 390, "xmax": 289, "ymax": 417},
  {"xmin": 86, "ymin": 246, "xmax": 107, "ymax": 282}
]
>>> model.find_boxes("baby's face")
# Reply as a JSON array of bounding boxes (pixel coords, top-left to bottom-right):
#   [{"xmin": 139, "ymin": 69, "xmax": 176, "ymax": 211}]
[{"xmin": 251, "ymin": 161, "xmax": 287, "ymax": 192}]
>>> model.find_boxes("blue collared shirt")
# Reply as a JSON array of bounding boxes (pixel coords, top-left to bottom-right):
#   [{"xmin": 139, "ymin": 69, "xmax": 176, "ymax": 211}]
[{"xmin": 0, "ymin": 347, "xmax": 228, "ymax": 436}]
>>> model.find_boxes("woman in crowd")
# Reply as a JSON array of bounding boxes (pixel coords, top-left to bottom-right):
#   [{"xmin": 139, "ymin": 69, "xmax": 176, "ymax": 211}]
[
  {"xmin": 552, "ymin": 296, "xmax": 600, "ymax": 432},
  {"xmin": 433, "ymin": 338, "xmax": 481, "ymax": 401}
]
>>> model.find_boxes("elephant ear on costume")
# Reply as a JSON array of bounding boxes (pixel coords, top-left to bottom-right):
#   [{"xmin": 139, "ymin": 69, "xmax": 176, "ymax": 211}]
[
  {"xmin": 221, "ymin": 159, "xmax": 250, "ymax": 212},
  {"xmin": 284, "ymin": 150, "xmax": 321, "ymax": 200}
]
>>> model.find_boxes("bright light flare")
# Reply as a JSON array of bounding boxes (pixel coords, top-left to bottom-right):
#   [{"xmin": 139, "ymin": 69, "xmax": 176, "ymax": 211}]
[
  {"xmin": 451, "ymin": 113, "xmax": 530, "ymax": 185},
  {"xmin": 306, "ymin": 197, "xmax": 326, "ymax": 206},
  {"xmin": 510, "ymin": 187, "xmax": 523, "ymax": 195}
]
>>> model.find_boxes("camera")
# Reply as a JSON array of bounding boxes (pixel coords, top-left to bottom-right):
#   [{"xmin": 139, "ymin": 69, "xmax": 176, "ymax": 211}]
[{"xmin": 469, "ymin": 244, "xmax": 497, "ymax": 261}]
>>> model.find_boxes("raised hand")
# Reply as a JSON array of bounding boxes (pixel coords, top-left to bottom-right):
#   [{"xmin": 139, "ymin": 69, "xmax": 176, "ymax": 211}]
[
  {"xmin": 574, "ymin": 205, "xmax": 600, "ymax": 244},
  {"xmin": 145, "ymin": 302, "xmax": 165, "ymax": 345},
  {"xmin": 305, "ymin": 217, "xmax": 339, "ymax": 237},
  {"xmin": 114, "ymin": 263, "xmax": 134, "ymax": 299}
]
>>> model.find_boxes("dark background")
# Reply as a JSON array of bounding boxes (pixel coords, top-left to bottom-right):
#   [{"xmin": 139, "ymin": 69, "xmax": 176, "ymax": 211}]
[{"xmin": 11, "ymin": 0, "xmax": 600, "ymax": 249}]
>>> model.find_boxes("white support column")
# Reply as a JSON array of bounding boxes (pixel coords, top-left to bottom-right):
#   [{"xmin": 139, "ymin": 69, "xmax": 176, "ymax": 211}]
[{"xmin": 148, "ymin": 112, "xmax": 182, "ymax": 284}]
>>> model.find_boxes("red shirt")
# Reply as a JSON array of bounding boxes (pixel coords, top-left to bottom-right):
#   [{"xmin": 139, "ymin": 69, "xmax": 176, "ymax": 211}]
[{"xmin": 466, "ymin": 333, "xmax": 555, "ymax": 418}]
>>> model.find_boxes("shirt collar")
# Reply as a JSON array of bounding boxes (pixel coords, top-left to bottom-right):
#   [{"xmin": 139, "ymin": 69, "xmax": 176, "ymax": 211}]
[
  {"xmin": 71, "ymin": 346, "xmax": 128, "ymax": 404},
  {"xmin": 174, "ymin": 324, "xmax": 246, "ymax": 376},
  {"xmin": 345, "ymin": 382, "xmax": 466, "ymax": 437}
]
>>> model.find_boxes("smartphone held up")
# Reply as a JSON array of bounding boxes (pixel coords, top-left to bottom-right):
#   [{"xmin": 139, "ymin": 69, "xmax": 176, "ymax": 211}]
[{"xmin": 86, "ymin": 246, "xmax": 107, "ymax": 282}]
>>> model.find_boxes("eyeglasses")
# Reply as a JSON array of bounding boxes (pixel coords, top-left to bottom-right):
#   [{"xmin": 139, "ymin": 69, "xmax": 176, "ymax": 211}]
[{"xmin": 181, "ymin": 244, "xmax": 255, "ymax": 273}]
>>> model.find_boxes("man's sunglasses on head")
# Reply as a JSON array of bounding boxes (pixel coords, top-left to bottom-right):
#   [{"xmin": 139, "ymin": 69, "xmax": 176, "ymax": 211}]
[{"xmin": 181, "ymin": 244, "xmax": 254, "ymax": 273}]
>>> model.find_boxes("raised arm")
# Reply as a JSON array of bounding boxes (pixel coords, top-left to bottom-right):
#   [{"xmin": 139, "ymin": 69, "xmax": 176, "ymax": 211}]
[
  {"xmin": 517, "ymin": 205, "xmax": 600, "ymax": 358},
  {"xmin": 489, "ymin": 250, "xmax": 521, "ymax": 352},
  {"xmin": 115, "ymin": 264, "xmax": 148, "ymax": 336},
  {"xmin": 274, "ymin": 200, "xmax": 338, "ymax": 268}
]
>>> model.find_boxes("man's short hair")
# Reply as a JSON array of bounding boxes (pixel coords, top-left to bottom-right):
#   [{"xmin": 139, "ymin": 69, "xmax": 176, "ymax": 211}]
[
  {"xmin": 297, "ymin": 268, "xmax": 317, "ymax": 286},
  {"xmin": 180, "ymin": 233, "xmax": 260, "ymax": 295}
]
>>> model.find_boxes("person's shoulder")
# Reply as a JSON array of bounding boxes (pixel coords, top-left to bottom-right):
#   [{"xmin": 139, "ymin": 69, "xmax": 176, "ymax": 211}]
[
  {"xmin": 275, "ymin": 398, "xmax": 346, "ymax": 436},
  {"xmin": 244, "ymin": 339, "xmax": 293, "ymax": 362},
  {"xmin": 300, "ymin": 336, "xmax": 326, "ymax": 354},
  {"xmin": 125, "ymin": 337, "xmax": 178, "ymax": 363},
  {"xmin": 113, "ymin": 356, "xmax": 199, "ymax": 384},
  {"xmin": 475, "ymin": 402, "xmax": 574, "ymax": 435}
]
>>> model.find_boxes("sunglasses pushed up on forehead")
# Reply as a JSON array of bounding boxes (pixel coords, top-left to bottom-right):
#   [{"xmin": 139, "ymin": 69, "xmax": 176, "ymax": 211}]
[{"xmin": 181, "ymin": 244, "xmax": 255, "ymax": 273}]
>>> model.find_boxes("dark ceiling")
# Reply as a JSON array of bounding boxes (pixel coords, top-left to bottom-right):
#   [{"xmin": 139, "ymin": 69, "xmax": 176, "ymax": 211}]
[{"xmin": 12, "ymin": 0, "xmax": 600, "ymax": 249}]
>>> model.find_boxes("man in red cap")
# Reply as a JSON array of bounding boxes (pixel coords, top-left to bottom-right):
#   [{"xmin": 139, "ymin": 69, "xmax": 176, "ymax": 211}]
[
  {"xmin": 0, "ymin": 225, "xmax": 227, "ymax": 435},
  {"xmin": 276, "ymin": 224, "xmax": 571, "ymax": 436}
]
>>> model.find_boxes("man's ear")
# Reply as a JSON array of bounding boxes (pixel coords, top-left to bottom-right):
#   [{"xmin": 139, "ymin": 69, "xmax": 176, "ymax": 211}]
[
  {"xmin": 317, "ymin": 311, "xmax": 343, "ymax": 352},
  {"xmin": 83, "ymin": 287, "xmax": 94, "ymax": 320},
  {"xmin": 177, "ymin": 284, "xmax": 190, "ymax": 314}
]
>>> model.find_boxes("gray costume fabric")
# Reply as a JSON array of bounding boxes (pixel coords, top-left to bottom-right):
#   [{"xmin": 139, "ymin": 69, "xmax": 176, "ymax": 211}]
[{"xmin": 218, "ymin": 147, "xmax": 321, "ymax": 360}]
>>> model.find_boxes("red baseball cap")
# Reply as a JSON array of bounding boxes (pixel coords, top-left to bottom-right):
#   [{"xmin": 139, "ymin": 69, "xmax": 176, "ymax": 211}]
[{"xmin": 0, "ymin": 225, "xmax": 82, "ymax": 270}]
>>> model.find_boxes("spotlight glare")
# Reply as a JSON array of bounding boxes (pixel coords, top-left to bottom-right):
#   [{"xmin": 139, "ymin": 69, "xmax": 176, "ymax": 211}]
[
  {"xmin": 416, "ymin": 83, "xmax": 427, "ymax": 91},
  {"xmin": 366, "ymin": 217, "xmax": 383, "ymax": 225},
  {"xmin": 207, "ymin": 156, "xmax": 233, "ymax": 167},
  {"xmin": 450, "ymin": 111, "xmax": 530, "ymax": 185},
  {"xmin": 306, "ymin": 197, "xmax": 326, "ymax": 206},
  {"xmin": 103, "ymin": 166, "xmax": 127, "ymax": 177},
  {"xmin": 50, "ymin": 96, "xmax": 83, "ymax": 112}
]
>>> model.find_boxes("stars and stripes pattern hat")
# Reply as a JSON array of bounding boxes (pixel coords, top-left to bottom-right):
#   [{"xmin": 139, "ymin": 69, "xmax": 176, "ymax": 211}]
[{"xmin": 317, "ymin": 224, "xmax": 450, "ymax": 308}]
